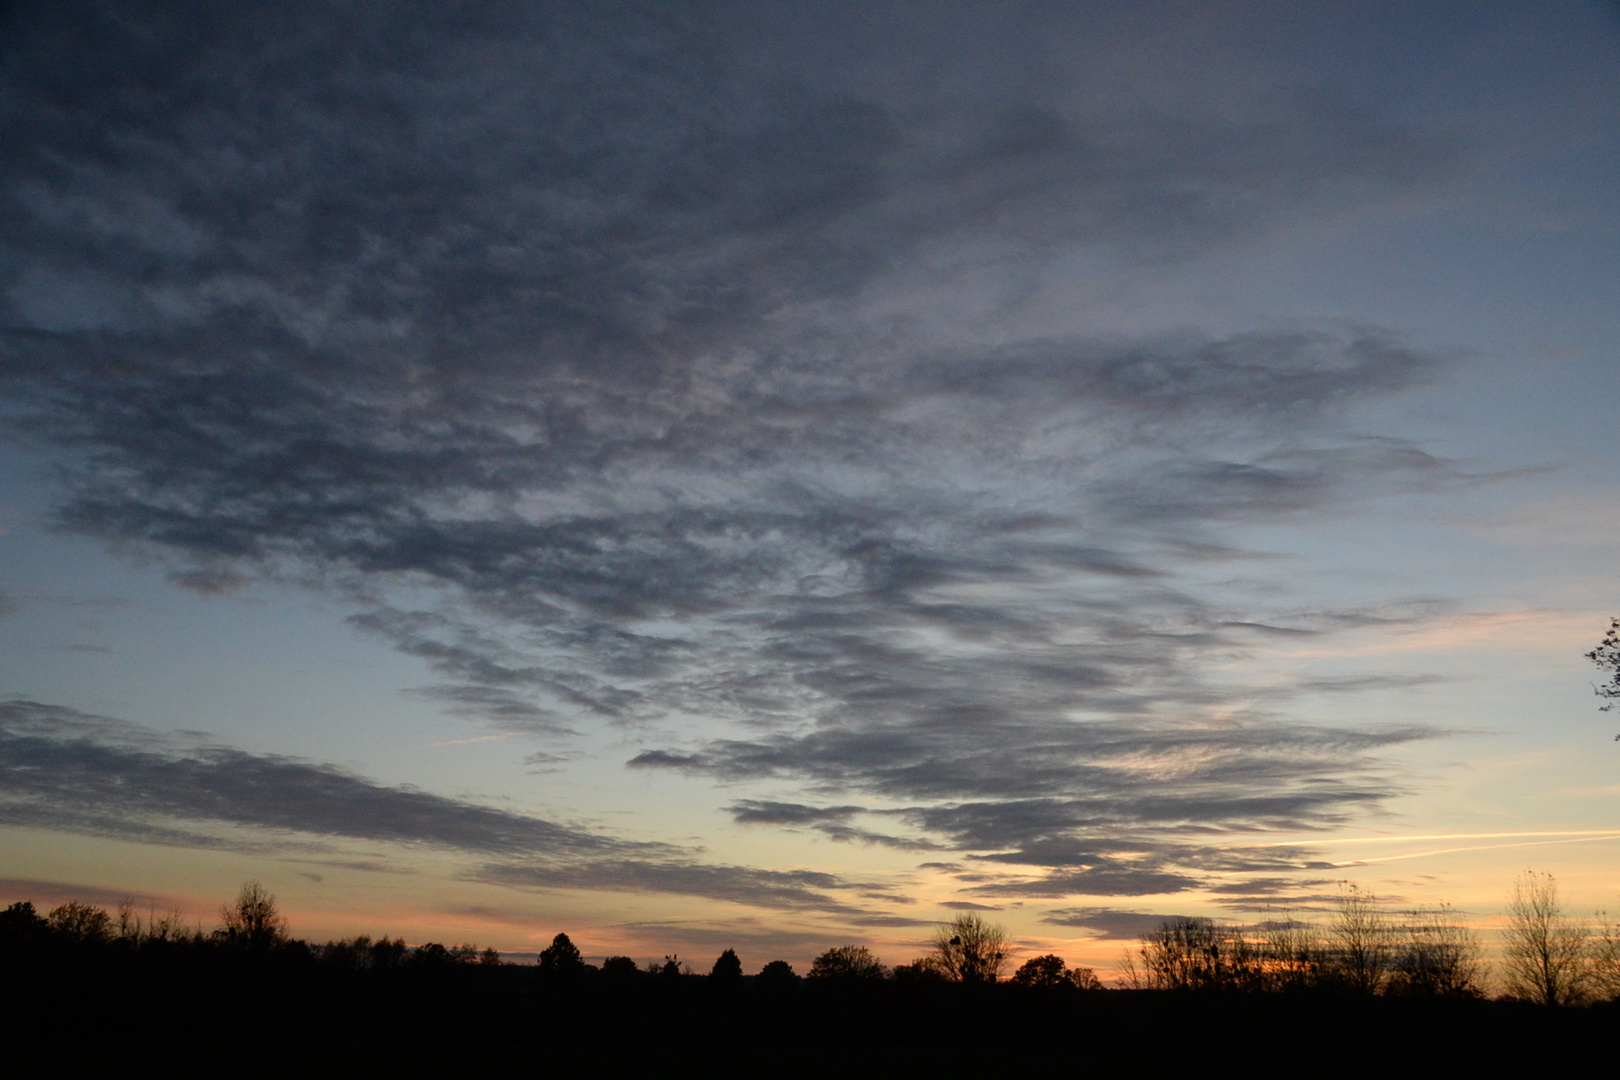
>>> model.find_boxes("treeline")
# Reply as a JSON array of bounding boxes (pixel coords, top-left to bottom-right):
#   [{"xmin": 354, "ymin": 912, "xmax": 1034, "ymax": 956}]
[
  {"xmin": 0, "ymin": 888, "xmax": 1087, "ymax": 995},
  {"xmin": 6, "ymin": 873, "xmax": 1619, "ymax": 1005},
  {"xmin": 1122, "ymin": 873, "xmax": 1620, "ymax": 1006},
  {"xmin": 1123, "ymin": 888, "xmax": 1485, "ymax": 996},
  {"xmin": 3, "ymin": 878, "xmax": 1619, "ymax": 1072}
]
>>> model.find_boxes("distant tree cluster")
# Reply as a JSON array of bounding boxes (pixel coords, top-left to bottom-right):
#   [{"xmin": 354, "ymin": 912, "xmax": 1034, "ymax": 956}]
[
  {"xmin": 802, "ymin": 914, "xmax": 1098, "ymax": 992},
  {"xmin": 1120, "ymin": 886, "xmax": 1487, "ymax": 997},
  {"xmin": 1118, "ymin": 871, "xmax": 1620, "ymax": 1006}
]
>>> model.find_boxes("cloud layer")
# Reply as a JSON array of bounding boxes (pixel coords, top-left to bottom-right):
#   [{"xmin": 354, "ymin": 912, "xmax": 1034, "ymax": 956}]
[
  {"xmin": 1, "ymin": 3, "xmax": 1469, "ymax": 901},
  {"xmin": 0, "ymin": 699, "xmax": 904, "ymax": 918}
]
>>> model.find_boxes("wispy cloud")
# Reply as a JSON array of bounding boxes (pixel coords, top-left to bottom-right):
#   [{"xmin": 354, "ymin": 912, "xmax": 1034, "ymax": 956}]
[
  {"xmin": 0, "ymin": 699, "xmax": 906, "ymax": 920},
  {"xmin": 0, "ymin": 4, "xmax": 1476, "ymax": 901},
  {"xmin": 1041, "ymin": 906, "xmax": 1178, "ymax": 940}
]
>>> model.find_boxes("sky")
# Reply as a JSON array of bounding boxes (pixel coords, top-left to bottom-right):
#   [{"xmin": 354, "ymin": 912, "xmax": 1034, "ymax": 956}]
[{"xmin": 1, "ymin": 1, "xmax": 1618, "ymax": 975}]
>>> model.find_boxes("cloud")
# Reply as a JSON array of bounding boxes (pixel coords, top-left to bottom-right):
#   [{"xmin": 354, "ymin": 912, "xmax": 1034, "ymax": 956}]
[
  {"xmin": 639, "ymin": 720, "xmax": 1436, "ymax": 863},
  {"xmin": 0, "ymin": 699, "xmax": 911, "ymax": 920},
  {"xmin": 970, "ymin": 863, "xmax": 1201, "ymax": 899},
  {"xmin": 1041, "ymin": 906, "xmax": 1177, "ymax": 940},
  {"xmin": 727, "ymin": 800, "xmax": 865, "ymax": 825},
  {"xmin": 0, "ymin": 699, "xmax": 619, "ymax": 858},
  {"xmin": 0, "ymin": 3, "xmax": 1474, "ymax": 898}
]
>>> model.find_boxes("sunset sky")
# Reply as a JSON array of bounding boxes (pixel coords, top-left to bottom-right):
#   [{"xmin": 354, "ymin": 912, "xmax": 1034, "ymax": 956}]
[{"xmin": 2, "ymin": 2, "xmax": 1618, "ymax": 974}]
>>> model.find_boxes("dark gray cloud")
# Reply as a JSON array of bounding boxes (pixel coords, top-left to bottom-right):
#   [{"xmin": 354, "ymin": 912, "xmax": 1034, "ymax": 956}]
[
  {"xmin": 0, "ymin": 699, "xmax": 619, "ymax": 857},
  {"xmin": 726, "ymin": 799, "xmax": 940, "ymax": 850},
  {"xmin": 728, "ymin": 800, "xmax": 865, "ymax": 825},
  {"xmin": 0, "ymin": 699, "xmax": 918, "ymax": 920},
  {"xmin": 640, "ymin": 720, "xmax": 1434, "ymax": 862},
  {"xmin": 0, "ymin": 3, "xmax": 1472, "ymax": 898},
  {"xmin": 1041, "ymin": 906, "xmax": 1178, "ymax": 940},
  {"xmin": 971, "ymin": 862, "xmax": 1201, "ymax": 899}
]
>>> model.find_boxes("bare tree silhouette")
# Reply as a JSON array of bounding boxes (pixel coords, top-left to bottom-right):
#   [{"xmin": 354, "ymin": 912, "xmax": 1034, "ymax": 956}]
[
  {"xmin": 1592, "ymin": 909, "xmax": 1620, "ymax": 1001},
  {"xmin": 1502, "ymin": 870, "xmax": 1590, "ymax": 1006},
  {"xmin": 1260, "ymin": 917, "xmax": 1325, "ymax": 991},
  {"xmin": 1587, "ymin": 617, "xmax": 1620, "ymax": 713},
  {"xmin": 218, "ymin": 881, "xmax": 287, "ymax": 949},
  {"xmin": 931, "ymin": 913, "xmax": 1009, "ymax": 984},
  {"xmin": 1328, "ymin": 884, "xmax": 1392, "ymax": 995},
  {"xmin": 1132, "ymin": 916, "xmax": 1263, "ymax": 992},
  {"xmin": 1388, "ymin": 904, "xmax": 1485, "ymax": 998}
]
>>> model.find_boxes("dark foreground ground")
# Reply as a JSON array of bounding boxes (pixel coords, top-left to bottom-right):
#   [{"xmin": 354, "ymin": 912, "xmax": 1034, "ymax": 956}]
[{"xmin": 3, "ymin": 945, "xmax": 1616, "ymax": 1078}]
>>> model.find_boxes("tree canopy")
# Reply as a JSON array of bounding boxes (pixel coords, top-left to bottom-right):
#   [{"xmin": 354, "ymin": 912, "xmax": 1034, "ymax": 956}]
[
  {"xmin": 538, "ymin": 932, "xmax": 585, "ymax": 977},
  {"xmin": 808, "ymin": 945, "xmax": 886, "ymax": 981},
  {"xmin": 932, "ymin": 913, "xmax": 1009, "ymax": 984},
  {"xmin": 218, "ymin": 881, "xmax": 286, "ymax": 950},
  {"xmin": 710, "ymin": 948, "xmax": 742, "ymax": 983}
]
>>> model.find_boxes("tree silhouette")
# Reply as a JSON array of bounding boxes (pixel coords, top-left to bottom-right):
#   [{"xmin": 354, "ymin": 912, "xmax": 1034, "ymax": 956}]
[
  {"xmin": 710, "ymin": 947, "xmax": 742, "ymax": 983},
  {"xmin": 1259, "ymin": 918, "xmax": 1325, "ymax": 992},
  {"xmin": 1387, "ymin": 904, "xmax": 1485, "ymax": 998},
  {"xmin": 755, "ymin": 959, "xmax": 799, "ymax": 992},
  {"xmin": 1011, "ymin": 954, "xmax": 1069, "ymax": 988},
  {"xmin": 891, "ymin": 956, "xmax": 949, "ymax": 983},
  {"xmin": 538, "ymin": 932, "xmax": 585, "ymax": 977},
  {"xmin": 1328, "ymin": 884, "xmax": 1393, "ymax": 995},
  {"xmin": 1593, "ymin": 911, "xmax": 1620, "ymax": 1001},
  {"xmin": 600, "ymin": 954, "xmax": 640, "ymax": 985},
  {"xmin": 1067, "ymin": 966, "xmax": 1103, "ymax": 990},
  {"xmin": 931, "ymin": 913, "xmax": 1009, "ymax": 984},
  {"xmin": 46, "ymin": 901, "xmax": 112, "ymax": 945},
  {"xmin": 808, "ymin": 945, "xmax": 886, "ymax": 980},
  {"xmin": 219, "ymin": 881, "xmax": 286, "ymax": 949},
  {"xmin": 1588, "ymin": 618, "xmax": 1620, "ymax": 732},
  {"xmin": 0, "ymin": 901, "xmax": 48, "ymax": 950},
  {"xmin": 1502, "ymin": 870, "xmax": 1590, "ymax": 1006},
  {"xmin": 1131, "ymin": 916, "xmax": 1266, "ymax": 992}
]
